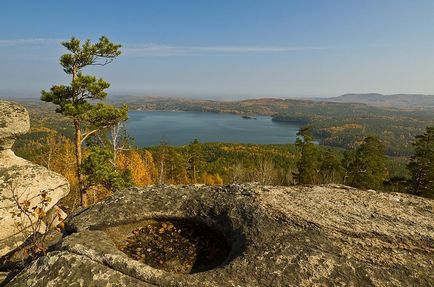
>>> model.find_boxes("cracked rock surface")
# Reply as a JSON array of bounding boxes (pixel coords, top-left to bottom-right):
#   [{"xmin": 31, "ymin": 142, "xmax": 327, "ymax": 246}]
[{"xmin": 6, "ymin": 184, "xmax": 434, "ymax": 286}]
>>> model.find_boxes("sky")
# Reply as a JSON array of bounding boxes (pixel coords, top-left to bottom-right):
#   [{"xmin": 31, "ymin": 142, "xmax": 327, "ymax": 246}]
[{"xmin": 1, "ymin": 0, "xmax": 434, "ymax": 99}]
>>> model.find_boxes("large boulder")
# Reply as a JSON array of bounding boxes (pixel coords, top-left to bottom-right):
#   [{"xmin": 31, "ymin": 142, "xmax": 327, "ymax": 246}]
[
  {"xmin": 6, "ymin": 184, "xmax": 434, "ymax": 286},
  {"xmin": 0, "ymin": 101, "xmax": 30, "ymax": 150},
  {"xmin": 0, "ymin": 101, "xmax": 70, "ymax": 256}
]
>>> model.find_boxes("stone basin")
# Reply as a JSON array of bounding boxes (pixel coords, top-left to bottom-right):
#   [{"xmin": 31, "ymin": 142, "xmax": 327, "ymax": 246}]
[
  {"xmin": 100, "ymin": 218, "xmax": 231, "ymax": 274},
  {"xmin": 5, "ymin": 184, "xmax": 434, "ymax": 286}
]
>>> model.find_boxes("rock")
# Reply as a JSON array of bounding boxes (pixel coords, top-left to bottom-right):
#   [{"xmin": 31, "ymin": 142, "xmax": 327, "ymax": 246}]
[
  {"xmin": 5, "ymin": 252, "xmax": 152, "ymax": 287},
  {"xmin": 8, "ymin": 184, "xmax": 434, "ymax": 286},
  {"xmin": 0, "ymin": 101, "xmax": 30, "ymax": 150},
  {"xmin": 0, "ymin": 101, "xmax": 70, "ymax": 257},
  {"xmin": 0, "ymin": 272, "xmax": 10, "ymax": 285}
]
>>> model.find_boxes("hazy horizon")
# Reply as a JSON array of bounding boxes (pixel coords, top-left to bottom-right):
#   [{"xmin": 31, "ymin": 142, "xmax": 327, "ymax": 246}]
[
  {"xmin": 2, "ymin": 1, "xmax": 434, "ymax": 99},
  {"xmin": 4, "ymin": 89, "xmax": 434, "ymax": 102}
]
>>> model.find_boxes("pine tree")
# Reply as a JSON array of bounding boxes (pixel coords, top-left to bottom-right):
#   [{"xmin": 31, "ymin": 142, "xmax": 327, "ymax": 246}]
[
  {"xmin": 81, "ymin": 147, "xmax": 132, "ymax": 191},
  {"xmin": 407, "ymin": 127, "xmax": 434, "ymax": 198},
  {"xmin": 187, "ymin": 139, "xmax": 205, "ymax": 183},
  {"xmin": 344, "ymin": 136, "xmax": 387, "ymax": 190},
  {"xmin": 295, "ymin": 126, "xmax": 319, "ymax": 184},
  {"xmin": 166, "ymin": 149, "xmax": 190, "ymax": 184},
  {"xmin": 41, "ymin": 36, "xmax": 124, "ymax": 205},
  {"xmin": 319, "ymin": 149, "xmax": 344, "ymax": 184}
]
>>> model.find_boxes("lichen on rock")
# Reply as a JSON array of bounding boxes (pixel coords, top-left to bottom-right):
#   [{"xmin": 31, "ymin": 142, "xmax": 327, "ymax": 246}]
[
  {"xmin": 0, "ymin": 101, "xmax": 30, "ymax": 150},
  {"xmin": 7, "ymin": 184, "xmax": 433, "ymax": 286},
  {"xmin": 0, "ymin": 101, "xmax": 70, "ymax": 257}
]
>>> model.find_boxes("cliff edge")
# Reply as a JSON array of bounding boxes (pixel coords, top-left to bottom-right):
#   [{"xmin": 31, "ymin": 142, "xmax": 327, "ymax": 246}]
[{"xmin": 5, "ymin": 184, "xmax": 434, "ymax": 287}]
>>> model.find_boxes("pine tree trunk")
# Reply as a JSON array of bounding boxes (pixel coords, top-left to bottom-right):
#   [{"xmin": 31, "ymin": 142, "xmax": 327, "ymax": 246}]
[
  {"xmin": 71, "ymin": 65, "xmax": 86, "ymax": 205},
  {"xmin": 159, "ymin": 157, "xmax": 164, "ymax": 185},
  {"xmin": 74, "ymin": 119, "xmax": 84, "ymax": 205},
  {"xmin": 193, "ymin": 165, "xmax": 197, "ymax": 183},
  {"xmin": 112, "ymin": 125, "xmax": 117, "ymax": 166}
]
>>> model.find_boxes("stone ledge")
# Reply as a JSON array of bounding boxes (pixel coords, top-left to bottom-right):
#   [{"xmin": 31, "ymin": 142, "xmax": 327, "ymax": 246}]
[{"xmin": 7, "ymin": 184, "xmax": 433, "ymax": 286}]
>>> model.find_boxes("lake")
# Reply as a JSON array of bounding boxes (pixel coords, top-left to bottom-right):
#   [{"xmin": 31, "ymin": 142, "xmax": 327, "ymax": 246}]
[{"xmin": 126, "ymin": 111, "xmax": 301, "ymax": 147}]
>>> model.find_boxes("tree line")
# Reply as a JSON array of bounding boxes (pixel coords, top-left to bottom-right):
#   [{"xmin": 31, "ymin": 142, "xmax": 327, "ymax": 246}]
[
  {"xmin": 295, "ymin": 126, "xmax": 433, "ymax": 198},
  {"xmin": 15, "ymin": 124, "xmax": 434, "ymax": 208},
  {"xmin": 14, "ymin": 36, "xmax": 433, "ymax": 208}
]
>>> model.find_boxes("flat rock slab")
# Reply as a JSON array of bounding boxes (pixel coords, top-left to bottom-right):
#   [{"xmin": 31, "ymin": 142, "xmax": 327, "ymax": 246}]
[{"xmin": 6, "ymin": 184, "xmax": 434, "ymax": 286}]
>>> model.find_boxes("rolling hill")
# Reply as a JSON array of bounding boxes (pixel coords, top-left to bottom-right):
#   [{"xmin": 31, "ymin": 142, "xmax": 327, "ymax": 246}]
[{"xmin": 323, "ymin": 93, "xmax": 434, "ymax": 109}]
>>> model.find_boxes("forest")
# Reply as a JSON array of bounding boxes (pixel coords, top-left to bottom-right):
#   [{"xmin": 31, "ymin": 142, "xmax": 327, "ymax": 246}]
[
  {"xmin": 11, "ymin": 36, "xmax": 433, "ymax": 210},
  {"xmin": 13, "ymin": 104, "xmax": 433, "ymax": 211}
]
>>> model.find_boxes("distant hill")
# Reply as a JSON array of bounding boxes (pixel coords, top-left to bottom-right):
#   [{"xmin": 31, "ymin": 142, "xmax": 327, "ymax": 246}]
[{"xmin": 323, "ymin": 93, "xmax": 434, "ymax": 109}]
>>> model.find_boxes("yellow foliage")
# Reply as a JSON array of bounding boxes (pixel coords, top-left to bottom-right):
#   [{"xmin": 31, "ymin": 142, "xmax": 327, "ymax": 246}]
[
  {"xmin": 203, "ymin": 173, "xmax": 223, "ymax": 185},
  {"xmin": 321, "ymin": 123, "xmax": 364, "ymax": 133},
  {"xmin": 116, "ymin": 150, "xmax": 156, "ymax": 186},
  {"xmin": 53, "ymin": 140, "xmax": 78, "ymax": 189},
  {"xmin": 83, "ymin": 185, "xmax": 113, "ymax": 207}
]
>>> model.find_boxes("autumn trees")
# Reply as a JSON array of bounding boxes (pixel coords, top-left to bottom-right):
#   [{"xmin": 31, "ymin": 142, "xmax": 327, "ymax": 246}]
[
  {"xmin": 34, "ymin": 37, "xmax": 432, "ymax": 203},
  {"xmin": 41, "ymin": 36, "xmax": 127, "ymax": 205},
  {"xmin": 116, "ymin": 149, "xmax": 156, "ymax": 186},
  {"xmin": 16, "ymin": 123, "xmax": 432, "ymax": 202}
]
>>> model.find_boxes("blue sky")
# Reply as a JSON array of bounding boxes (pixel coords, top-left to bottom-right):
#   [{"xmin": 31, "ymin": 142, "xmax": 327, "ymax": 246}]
[{"xmin": 1, "ymin": 0, "xmax": 434, "ymax": 99}]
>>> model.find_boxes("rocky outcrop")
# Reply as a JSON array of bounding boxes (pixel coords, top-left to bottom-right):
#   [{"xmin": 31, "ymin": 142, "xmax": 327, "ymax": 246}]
[
  {"xmin": 6, "ymin": 184, "xmax": 434, "ymax": 286},
  {"xmin": 0, "ymin": 101, "xmax": 30, "ymax": 151},
  {"xmin": 0, "ymin": 101, "xmax": 70, "ymax": 256},
  {"xmin": 6, "ymin": 251, "xmax": 152, "ymax": 287}
]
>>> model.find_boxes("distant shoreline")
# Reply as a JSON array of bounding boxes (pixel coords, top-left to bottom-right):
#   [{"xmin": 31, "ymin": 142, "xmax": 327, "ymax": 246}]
[{"xmin": 129, "ymin": 108, "xmax": 263, "ymax": 118}]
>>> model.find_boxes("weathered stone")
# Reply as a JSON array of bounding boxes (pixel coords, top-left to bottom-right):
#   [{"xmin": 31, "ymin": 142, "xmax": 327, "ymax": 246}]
[
  {"xmin": 0, "ymin": 271, "xmax": 10, "ymax": 285},
  {"xmin": 0, "ymin": 101, "xmax": 70, "ymax": 257},
  {"xmin": 9, "ymin": 184, "xmax": 433, "ymax": 286},
  {"xmin": 0, "ymin": 101, "xmax": 30, "ymax": 150},
  {"xmin": 5, "ymin": 251, "xmax": 153, "ymax": 287},
  {"xmin": 44, "ymin": 205, "xmax": 67, "ymax": 229}
]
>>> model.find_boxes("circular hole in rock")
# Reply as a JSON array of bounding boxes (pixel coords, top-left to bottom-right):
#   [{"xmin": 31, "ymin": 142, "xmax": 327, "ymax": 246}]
[{"xmin": 104, "ymin": 218, "xmax": 231, "ymax": 274}]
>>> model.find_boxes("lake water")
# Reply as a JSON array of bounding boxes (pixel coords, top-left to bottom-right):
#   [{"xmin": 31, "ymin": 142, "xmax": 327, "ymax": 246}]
[{"xmin": 126, "ymin": 111, "xmax": 301, "ymax": 147}]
